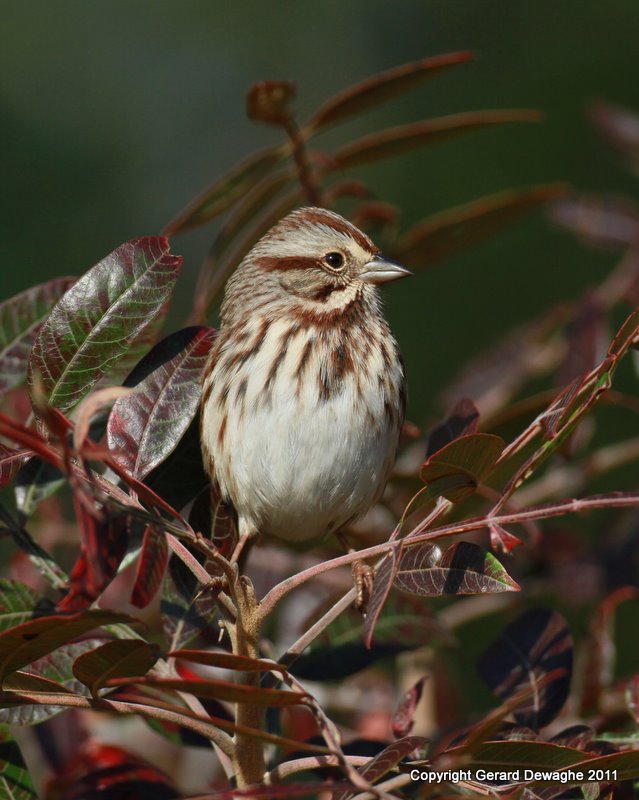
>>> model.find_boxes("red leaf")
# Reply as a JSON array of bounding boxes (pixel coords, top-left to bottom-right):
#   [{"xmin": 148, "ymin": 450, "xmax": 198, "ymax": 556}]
[
  {"xmin": 331, "ymin": 109, "xmax": 542, "ymax": 169},
  {"xmin": 392, "ymin": 677, "xmax": 427, "ymax": 738},
  {"xmin": 130, "ymin": 525, "xmax": 169, "ymax": 609},
  {"xmin": 425, "ymin": 398, "xmax": 480, "ymax": 458},
  {"xmin": 107, "ymin": 326, "xmax": 216, "ymax": 480},
  {"xmin": 72, "ymin": 639, "xmax": 159, "ymax": 697},
  {"xmin": 489, "ymin": 523, "xmax": 524, "ymax": 554},
  {"xmin": 395, "ymin": 542, "xmax": 520, "ymax": 596},
  {"xmin": 310, "ymin": 51, "xmax": 473, "ymax": 130},
  {"xmin": 0, "ymin": 444, "xmax": 31, "ymax": 489}
]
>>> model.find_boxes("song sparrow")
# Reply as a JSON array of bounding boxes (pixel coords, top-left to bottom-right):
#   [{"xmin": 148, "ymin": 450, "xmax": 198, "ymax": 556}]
[{"xmin": 200, "ymin": 207, "xmax": 409, "ymax": 556}]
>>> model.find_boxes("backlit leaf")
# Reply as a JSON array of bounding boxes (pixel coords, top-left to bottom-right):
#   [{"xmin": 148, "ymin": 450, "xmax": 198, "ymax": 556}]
[
  {"xmin": 394, "ymin": 184, "xmax": 568, "ymax": 267},
  {"xmin": 420, "ymin": 432, "xmax": 504, "ymax": 502},
  {"xmin": 73, "ymin": 639, "xmax": 159, "ymax": 696},
  {"xmin": 0, "ymin": 277, "xmax": 75, "ymax": 395},
  {"xmin": 0, "ymin": 610, "xmax": 131, "ymax": 684},
  {"xmin": 395, "ymin": 541, "xmax": 520, "ymax": 596},
  {"xmin": 392, "ymin": 677, "xmax": 427, "ymax": 738},
  {"xmin": 28, "ymin": 237, "xmax": 182, "ymax": 418},
  {"xmin": 164, "ymin": 146, "xmax": 285, "ymax": 235},
  {"xmin": 0, "ymin": 445, "xmax": 30, "ymax": 490},
  {"xmin": 130, "ymin": 526, "xmax": 169, "ymax": 609},
  {"xmin": 107, "ymin": 326, "xmax": 216, "ymax": 479},
  {"xmin": 161, "ymin": 555, "xmax": 219, "ymax": 651},
  {"xmin": 477, "ymin": 608, "xmax": 573, "ymax": 728},
  {"xmin": 0, "ymin": 734, "xmax": 37, "ymax": 799},
  {"xmin": 331, "ymin": 109, "xmax": 542, "ymax": 168},
  {"xmin": 310, "ymin": 51, "xmax": 473, "ymax": 130},
  {"xmin": 0, "ymin": 580, "xmax": 43, "ymax": 635}
]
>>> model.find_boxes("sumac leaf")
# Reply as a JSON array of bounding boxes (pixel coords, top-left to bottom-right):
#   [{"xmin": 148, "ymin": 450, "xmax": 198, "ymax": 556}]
[
  {"xmin": 0, "ymin": 735, "xmax": 37, "ymax": 799},
  {"xmin": 171, "ymin": 649, "xmax": 286, "ymax": 675},
  {"xmin": 589, "ymin": 100, "xmax": 639, "ymax": 175},
  {"xmin": 73, "ymin": 640, "xmax": 159, "ymax": 696},
  {"xmin": 394, "ymin": 184, "xmax": 568, "ymax": 267},
  {"xmin": 550, "ymin": 193, "xmax": 639, "ymax": 250},
  {"xmin": 0, "ymin": 277, "xmax": 75, "ymax": 395},
  {"xmin": 334, "ymin": 736, "xmax": 428, "ymax": 800},
  {"xmin": 161, "ymin": 555, "xmax": 219, "ymax": 651},
  {"xmin": 489, "ymin": 523, "xmax": 523, "ymax": 554},
  {"xmin": 0, "ymin": 610, "xmax": 131, "ymax": 684},
  {"xmin": 28, "ymin": 237, "xmax": 182, "ymax": 418},
  {"xmin": 107, "ymin": 326, "xmax": 216, "ymax": 479},
  {"xmin": 109, "ymin": 676, "xmax": 304, "ymax": 707},
  {"xmin": 420, "ymin": 432, "xmax": 504, "ymax": 502},
  {"xmin": 310, "ymin": 51, "xmax": 472, "ymax": 130},
  {"xmin": 395, "ymin": 541, "xmax": 519, "ymax": 596},
  {"xmin": 0, "ymin": 580, "xmax": 44, "ymax": 634},
  {"xmin": 0, "ymin": 638, "xmax": 104, "ymax": 726},
  {"xmin": 164, "ymin": 146, "xmax": 285, "ymax": 235},
  {"xmin": 425, "ymin": 398, "xmax": 479, "ymax": 458},
  {"xmin": 392, "ymin": 677, "xmax": 427, "ymax": 738},
  {"xmin": 331, "ymin": 109, "xmax": 542, "ymax": 169},
  {"xmin": 0, "ymin": 444, "xmax": 30, "ymax": 490},
  {"xmin": 130, "ymin": 526, "xmax": 169, "ymax": 609},
  {"xmin": 477, "ymin": 608, "xmax": 573, "ymax": 729}
]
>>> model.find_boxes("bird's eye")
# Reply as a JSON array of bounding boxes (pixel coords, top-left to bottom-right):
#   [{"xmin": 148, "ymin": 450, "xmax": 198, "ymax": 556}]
[{"xmin": 324, "ymin": 252, "xmax": 344, "ymax": 269}]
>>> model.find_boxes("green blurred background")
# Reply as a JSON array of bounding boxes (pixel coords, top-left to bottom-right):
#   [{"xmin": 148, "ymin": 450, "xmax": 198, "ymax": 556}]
[{"xmin": 3, "ymin": 0, "xmax": 639, "ymax": 424}]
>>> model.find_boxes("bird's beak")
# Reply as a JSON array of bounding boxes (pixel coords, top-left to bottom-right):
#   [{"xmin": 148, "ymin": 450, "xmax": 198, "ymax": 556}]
[{"xmin": 360, "ymin": 254, "xmax": 412, "ymax": 285}]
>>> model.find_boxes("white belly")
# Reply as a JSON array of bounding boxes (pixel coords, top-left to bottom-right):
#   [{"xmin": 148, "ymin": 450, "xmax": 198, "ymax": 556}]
[{"xmin": 202, "ymin": 319, "xmax": 402, "ymax": 543}]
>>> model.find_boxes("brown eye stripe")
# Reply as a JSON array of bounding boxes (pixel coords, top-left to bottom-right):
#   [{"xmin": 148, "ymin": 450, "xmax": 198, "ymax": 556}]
[{"xmin": 257, "ymin": 256, "xmax": 322, "ymax": 272}]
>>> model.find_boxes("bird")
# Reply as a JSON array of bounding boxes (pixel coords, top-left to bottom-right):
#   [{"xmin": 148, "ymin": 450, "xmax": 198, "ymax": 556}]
[{"xmin": 200, "ymin": 206, "xmax": 409, "ymax": 562}]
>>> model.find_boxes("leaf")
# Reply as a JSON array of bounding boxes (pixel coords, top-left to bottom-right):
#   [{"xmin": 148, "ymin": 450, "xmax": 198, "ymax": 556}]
[
  {"xmin": 392, "ymin": 677, "xmax": 427, "ymax": 738},
  {"xmin": 0, "ymin": 580, "xmax": 43, "ymax": 635},
  {"xmin": 161, "ymin": 554, "xmax": 219, "ymax": 651},
  {"xmin": 143, "ymin": 414, "xmax": 210, "ymax": 513},
  {"xmin": 14, "ymin": 457, "xmax": 65, "ymax": 517},
  {"xmin": 425, "ymin": 399, "xmax": 480, "ymax": 460},
  {"xmin": 420, "ymin": 432, "xmax": 504, "ymax": 502},
  {"xmin": 130, "ymin": 526, "xmax": 169, "ymax": 609},
  {"xmin": 107, "ymin": 326, "xmax": 215, "ymax": 479},
  {"xmin": 0, "ymin": 639, "xmax": 103, "ymax": 727},
  {"xmin": 477, "ymin": 608, "xmax": 573, "ymax": 729},
  {"xmin": 331, "ymin": 109, "xmax": 542, "ymax": 168},
  {"xmin": 394, "ymin": 184, "xmax": 569, "ymax": 267},
  {"xmin": 28, "ymin": 237, "xmax": 182, "ymax": 418},
  {"xmin": 73, "ymin": 640, "xmax": 159, "ymax": 696},
  {"xmin": 0, "ymin": 445, "xmax": 30, "ymax": 491},
  {"xmin": 164, "ymin": 146, "xmax": 285, "ymax": 235},
  {"xmin": 550, "ymin": 193, "xmax": 639, "ymax": 250},
  {"xmin": 395, "ymin": 541, "xmax": 520, "ymax": 596},
  {"xmin": 109, "ymin": 676, "xmax": 305, "ymax": 707},
  {"xmin": 310, "ymin": 51, "xmax": 473, "ymax": 130},
  {"xmin": 489, "ymin": 523, "xmax": 524, "ymax": 554},
  {"xmin": 170, "ymin": 649, "xmax": 286, "ymax": 675},
  {"xmin": 589, "ymin": 100, "xmax": 639, "ymax": 175},
  {"xmin": 363, "ymin": 549, "xmax": 400, "ymax": 650},
  {"xmin": 626, "ymin": 675, "xmax": 639, "ymax": 724},
  {"xmin": 0, "ymin": 277, "xmax": 75, "ymax": 396},
  {"xmin": 0, "ymin": 609, "xmax": 131, "ymax": 684},
  {"xmin": 0, "ymin": 735, "xmax": 37, "ymax": 799},
  {"xmin": 58, "ymin": 505, "xmax": 130, "ymax": 611}
]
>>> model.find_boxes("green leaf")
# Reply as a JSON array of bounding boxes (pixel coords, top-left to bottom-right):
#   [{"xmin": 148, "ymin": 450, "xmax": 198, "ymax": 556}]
[
  {"xmin": 0, "ymin": 277, "xmax": 75, "ymax": 396},
  {"xmin": 164, "ymin": 146, "xmax": 285, "ymax": 235},
  {"xmin": 394, "ymin": 184, "xmax": 569, "ymax": 267},
  {"xmin": 0, "ymin": 581, "xmax": 42, "ymax": 635},
  {"xmin": 0, "ymin": 610, "xmax": 131, "ymax": 684},
  {"xmin": 309, "ymin": 51, "xmax": 473, "ymax": 131},
  {"xmin": 14, "ymin": 458, "xmax": 65, "ymax": 517},
  {"xmin": 28, "ymin": 237, "xmax": 182, "ymax": 418},
  {"xmin": 331, "ymin": 109, "xmax": 542, "ymax": 168},
  {"xmin": 0, "ymin": 734, "xmax": 37, "ymax": 799},
  {"xmin": 72, "ymin": 639, "xmax": 159, "ymax": 697}
]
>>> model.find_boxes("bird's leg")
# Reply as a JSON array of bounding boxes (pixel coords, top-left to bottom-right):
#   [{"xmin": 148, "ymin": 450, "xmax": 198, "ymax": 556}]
[
  {"xmin": 230, "ymin": 518, "xmax": 258, "ymax": 566},
  {"xmin": 336, "ymin": 531, "xmax": 374, "ymax": 614}
]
